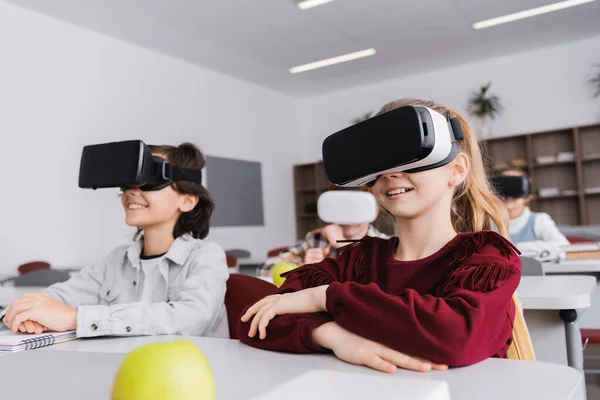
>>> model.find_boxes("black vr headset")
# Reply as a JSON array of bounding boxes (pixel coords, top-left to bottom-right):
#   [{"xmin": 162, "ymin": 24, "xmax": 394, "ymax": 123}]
[
  {"xmin": 78, "ymin": 140, "xmax": 203, "ymax": 191},
  {"xmin": 322, "ymin": 106, "xmax": 465, "ymax": 187},
  {"xmin": 491, "ymin": 175, "xmax": 531, "ymax": 199}
]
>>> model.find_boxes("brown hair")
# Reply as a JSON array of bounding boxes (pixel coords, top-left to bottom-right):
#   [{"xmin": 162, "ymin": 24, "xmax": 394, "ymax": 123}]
[
  {"xmin": 144, "ymin": 143, "xmax": 214, "ymax": 239},
  {"xmin": 375, "ymin": 98, "xmax": 509, "ymax": 237}
]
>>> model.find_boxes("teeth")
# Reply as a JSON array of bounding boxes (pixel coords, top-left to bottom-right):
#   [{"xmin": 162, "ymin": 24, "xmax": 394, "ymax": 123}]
[
  {"xmin": 128, "ymin": 204, "xmax": 147, "ymax": 210},
  {"xmin": 387, "ymin": 188, "xmax": 412, "ymax": 196}
]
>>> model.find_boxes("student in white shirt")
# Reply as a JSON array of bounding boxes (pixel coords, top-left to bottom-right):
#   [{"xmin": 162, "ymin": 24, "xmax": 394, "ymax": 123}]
[
  {"xmin": 2, "ymin": 143, "xmax": 229, "ymax": 338},
  {"xmin": 499, "ymin": 169, "xmax": 569, "ymax": 257}
]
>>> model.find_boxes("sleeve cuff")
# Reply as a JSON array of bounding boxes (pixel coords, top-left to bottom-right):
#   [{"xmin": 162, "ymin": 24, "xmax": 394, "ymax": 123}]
[
  {"xmin": 325, "ymin": 281, "xmax": 343, "ymax": 316},
  {"xmin": 299, "ymin": 312, "xmax": 333, "ymax": 353},
  {"xmin": 76, "ymin": 305, "xmax": 111, "ymax": 337}
]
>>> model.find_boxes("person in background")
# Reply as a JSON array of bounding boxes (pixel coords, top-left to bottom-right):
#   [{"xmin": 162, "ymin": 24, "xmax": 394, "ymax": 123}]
[
  {"xmin": 256, "ymin": 186, "xmax": 389, "ymax": 278},
  {"xmin": 499, "ymin": 169, "xmax": 569, "ymax": 258}
]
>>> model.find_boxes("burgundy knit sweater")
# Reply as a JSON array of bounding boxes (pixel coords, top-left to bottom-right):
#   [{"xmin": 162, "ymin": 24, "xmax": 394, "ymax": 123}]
[{"xmin": 237, "ymin": 231, "xmax": 522, "ymax": 367}]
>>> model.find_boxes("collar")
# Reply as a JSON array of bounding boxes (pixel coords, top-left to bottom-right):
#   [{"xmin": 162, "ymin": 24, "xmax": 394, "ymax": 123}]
[{"xmin": 125, "ymin": 234, "xmax": 197, "ymax": 269}]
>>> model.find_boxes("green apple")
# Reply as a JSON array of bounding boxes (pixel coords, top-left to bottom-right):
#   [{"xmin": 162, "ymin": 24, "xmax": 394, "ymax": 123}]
[
  {"xmin": 272, "ymin": 262, "xmax": 299, "ymax": 287},
  {"xmin": 112, "ymin": 340, "xmax": 216, "ymax": 400}
]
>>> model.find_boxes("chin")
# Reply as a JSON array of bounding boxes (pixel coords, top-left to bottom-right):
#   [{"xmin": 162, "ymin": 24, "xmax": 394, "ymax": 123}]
[{"xmin": 124, "ymin": 217, "xmax": 147, "ymax": 227}]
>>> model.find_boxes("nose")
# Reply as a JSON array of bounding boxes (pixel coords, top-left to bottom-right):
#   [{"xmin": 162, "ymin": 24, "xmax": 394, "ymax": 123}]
[
  {"xmin": 381, "ymin": 171, "xmax": 404, "ymax": 180},
  {"xmin": 123, "ymin": 186, "xmax": 143, "ymax": 196}
]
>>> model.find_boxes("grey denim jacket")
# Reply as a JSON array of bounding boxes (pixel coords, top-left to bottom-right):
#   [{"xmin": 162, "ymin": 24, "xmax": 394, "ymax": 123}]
[{"xmin": 3, "ymin": 235, "xmax": 230, "ymax": 338}]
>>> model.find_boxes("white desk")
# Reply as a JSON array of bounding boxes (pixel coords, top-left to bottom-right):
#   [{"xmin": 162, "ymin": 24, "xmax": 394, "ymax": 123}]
[
  {"xmin": 517, "ymin": 275, "xmax": 596, "ymax": 371},
  {"xmin": 517, "ymin": 276, "xmax": 596, "ymax": 310},
  {"xmin": 544, "ymin": 259, "xmax": 600, "ymax": 275},
  {"xmin": 7, "ymin": 336, "xmax": 578, "ymax": 400}
]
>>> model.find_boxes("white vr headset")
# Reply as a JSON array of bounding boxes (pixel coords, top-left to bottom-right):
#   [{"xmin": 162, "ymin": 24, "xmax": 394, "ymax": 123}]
[
  {"xmin": 322, "ymin": 106, "xmax": 464, "ymax": 187},
  {"xmin": 317, "ymin": 191, "xmax": 378, "ymax": 225}
]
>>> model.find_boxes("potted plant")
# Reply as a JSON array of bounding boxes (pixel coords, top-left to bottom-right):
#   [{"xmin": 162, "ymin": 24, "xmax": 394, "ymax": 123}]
[
  {"xmin": 467, "ymin": 82, "xmax": 503, "ymax": 138},
  {"xmin": 591, "ymin": 63, "xmax": 600, "ymax": 99}
]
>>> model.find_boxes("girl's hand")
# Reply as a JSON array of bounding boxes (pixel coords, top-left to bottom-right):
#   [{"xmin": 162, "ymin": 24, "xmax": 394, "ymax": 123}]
[
  {"xmin": 4, "ymin": 293, "xmax": 77, "ymax": 333},
  {"xmin": 241, "ymin": 286, "xmax": 328, "ymax": 339},
  {"xmin": 304, "ymin": 248, "xmax": 326, "ymax": 265},
  {"xmin": 313, "ymin": 322, "xmax": 448, "ymax": 374},
  {"xmin": 322, "ymin": 224, "xmax": 345, "ymax": 249}
]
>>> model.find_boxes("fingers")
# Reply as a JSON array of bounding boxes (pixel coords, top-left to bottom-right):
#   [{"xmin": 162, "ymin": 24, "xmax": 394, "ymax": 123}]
[
  {"xmin": 24, "ymin": 320, "xmax": 37, "ymax": 334},
  {"xmin": 11, "ymin": 310, "xmax": 35, "ymax": 334},
  {"xmin": 257, "ymin": 306, "xmax": 277, "ymax": 340},
  {"xmin": 412, "ymin": 356, "xmax": 448, "ymax": 371},
  {"xmin": 241, "ymin": 296, "xmax": 277, "ymax": 322},
  {"xmin": 5, "ymin": 298, "xmax": 37, "ymax": 328},
  {"xmin": 365, "ymin": 354, "xmax": 397, "ymax": 374},
  {"xmin": 379, "ymin": 347, "xmax": 432, "ymax": 373},
  {"xmin": 249, "ymin": 304, "xmax": 270, "ymax": 339}
]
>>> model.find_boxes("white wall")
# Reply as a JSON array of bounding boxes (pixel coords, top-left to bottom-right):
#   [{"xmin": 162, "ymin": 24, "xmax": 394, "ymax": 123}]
[
  {"xmin": 0, "ymin": 3, "xmax": 300, "ymax": 276},
  {"xmin": 298, "ymin": 35, "xmax": 600, "ymax": 162}
]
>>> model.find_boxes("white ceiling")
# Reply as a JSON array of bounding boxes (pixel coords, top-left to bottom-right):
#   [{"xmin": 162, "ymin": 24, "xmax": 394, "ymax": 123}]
[{"xmin": 6, "ymin": 0, "xmax": 600, "ymax": 96}]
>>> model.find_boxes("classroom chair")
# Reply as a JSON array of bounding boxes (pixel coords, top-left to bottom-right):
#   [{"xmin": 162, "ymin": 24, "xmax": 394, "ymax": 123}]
[
  {"xmin": 225, "ymin": 249, "xmax": 251, "ymax": 259},
  {"xmin": 520, "ymin": 256, "xmax": 544, "ymax": 276},
  {"xmin": 225, "ymin": 274, "xmax": 276, "ymax": 339},
  {"xmin": 226, "ymin": 253, "xmax": 240, "ymax": 274},
  {"xmin": 17, "ymin": 261, "xmax": 51, "ymax": 276},
  {"xmin": 566, "ymin": 236, "xmax": 595, "ymax": 244},
  {"xmin": 581, "ymin": 329, "xmax": 600, "ymax": 375},
  {"xmin": 14, "ymin": 269, "xmax": 70, "ymax": 287},
  {"xmin": 267, "ymin": 246, "xmax": 289, "ymax": 258}
]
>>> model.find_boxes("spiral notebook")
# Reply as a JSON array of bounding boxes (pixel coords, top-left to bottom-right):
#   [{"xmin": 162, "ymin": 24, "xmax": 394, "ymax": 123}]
[{"xmin": 0, "ymin": 323, "xmax": 76, "ymax": 353}]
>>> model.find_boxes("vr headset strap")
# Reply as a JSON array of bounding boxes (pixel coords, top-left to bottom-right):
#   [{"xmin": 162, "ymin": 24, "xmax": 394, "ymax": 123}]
[
  {"xmin": 160, "ymin": 162, "xmax": 203, "ymax": 183},
  {"xmin": 171, "ymin": 167, "xmax": 203, "ymax": 183},
  {"xmin": 448, "ymin": 117, "xmax": 464, "ymax": 141}
]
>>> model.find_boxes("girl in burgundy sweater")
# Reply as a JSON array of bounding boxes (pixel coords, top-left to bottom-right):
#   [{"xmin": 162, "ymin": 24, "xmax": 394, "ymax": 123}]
[{"xmin": 238, "ymin": 98, "xmax": 521, "ymax": 374}]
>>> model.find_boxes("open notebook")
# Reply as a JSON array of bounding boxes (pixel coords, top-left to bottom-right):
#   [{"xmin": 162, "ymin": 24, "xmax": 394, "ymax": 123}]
[{"xmin": 0, "ymin": 323, "xmax": 76, "ymax": 353}]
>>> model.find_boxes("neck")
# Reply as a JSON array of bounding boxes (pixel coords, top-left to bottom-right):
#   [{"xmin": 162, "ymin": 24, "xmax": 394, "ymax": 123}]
[
  {"xmin": 142, "ymin": 223, "xmax": 176, "ymax": 257},
  {"xmin": 509, "ymin": 207, "xmax": 527, "ymax": 220},
  {"xmin": 394, "ymin": 201, "xmax": 457, "ymax": 261}
]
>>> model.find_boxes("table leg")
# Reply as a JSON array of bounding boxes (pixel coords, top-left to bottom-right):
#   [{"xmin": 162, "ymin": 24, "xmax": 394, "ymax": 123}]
[{"xmin": 560, "ymin": 309, "xmax": 587, "ymax": 400}]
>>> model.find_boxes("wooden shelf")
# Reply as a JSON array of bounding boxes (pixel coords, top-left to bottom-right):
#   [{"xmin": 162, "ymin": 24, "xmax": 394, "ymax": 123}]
[
  {"xmin": 533, "ymin": 160, "xmax": 575, "ymax": 168},
  {"xmin": 583, "ymin": 155, "xmax": 600, "ymax": 163},
  {"xmin": 481, "ymin": 123, "xmax": 600, "ymax": 226},
  {"xmin": 536, "ymin": 194, "xmax": 579, "ymax": 200}
]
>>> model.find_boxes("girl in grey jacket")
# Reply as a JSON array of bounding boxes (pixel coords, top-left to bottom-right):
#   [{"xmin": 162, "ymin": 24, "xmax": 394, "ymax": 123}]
[{"xmin": 2, "ymin": 143, "xmax": 229, "ymax": 338}]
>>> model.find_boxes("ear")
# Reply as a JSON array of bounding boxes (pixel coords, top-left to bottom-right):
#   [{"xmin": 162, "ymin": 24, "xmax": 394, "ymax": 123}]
[
  {"xmin": 450, "ymin": 153, "xmax": 469, "ymax": 186},
  {"xmin": 179, "ymin": 194, "xmax": 199, "ymax": 213},
  {"xmin": 525, "ymin": 194, "xmax": 534, "ymax": 203}
]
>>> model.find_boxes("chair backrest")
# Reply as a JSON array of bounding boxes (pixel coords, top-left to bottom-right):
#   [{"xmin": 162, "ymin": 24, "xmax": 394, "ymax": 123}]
[
  {"xmin": 267, "ymin": 246, "xmax": 289, "ymax": 258},
  {"xmin": 506, "ymin": 293, "xmax": 536, "ymax": 361},
  {"xmin": 225, "ymin": 274, "xmax": 276, "ymax": 339},
  {"xmin": 566, "ymin": 236, "xmax": 596, "ymax": 243},
  {"xmin": 17, "ymin": 261, "xmax": 51, "ymax": 276},
  {"xmin": 226, "ymin": 249, "xmax": 251, "ymax": 259},
  {"xmin": 520, "ymin": 256, "xmax": 544, "ymax": 276},
  {"xmin": 14, "ymin": 269, "xmax": 71, "ymax": 287},
  {"xmin": 225, "ymin": 254, "xmax": 239, "ymax": 268}
]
